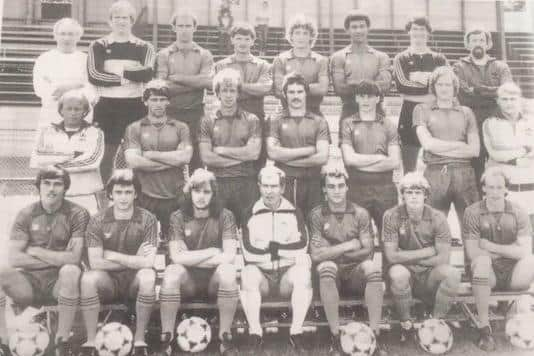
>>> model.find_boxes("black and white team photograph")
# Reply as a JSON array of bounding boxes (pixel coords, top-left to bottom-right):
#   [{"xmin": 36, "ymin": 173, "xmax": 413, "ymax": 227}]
[{"xmin": 0, "ymin": 0, "xmax": 533, "ymax": 355}]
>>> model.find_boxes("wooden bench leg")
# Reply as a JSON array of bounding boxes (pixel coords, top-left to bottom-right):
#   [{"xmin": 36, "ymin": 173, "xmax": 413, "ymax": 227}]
[{"xmin": 460, "ymin": 302, "xmax": 480, "ymax": 328}]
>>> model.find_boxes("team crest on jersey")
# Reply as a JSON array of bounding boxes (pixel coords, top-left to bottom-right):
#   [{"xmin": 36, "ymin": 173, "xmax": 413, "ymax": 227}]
[
  {"xmin": 103, "ymin": 232, "xmax": 112, "ymax": 239},
  {"xmin": 31, "ymin": 223, "xmax": 39, "ymax": 231},
  {"xmin": 353, "ymin": 130, "xmax": 360, "ymax": 136},
  {"xmin": 142, "ymin": 132, "xmax": 150, "ymax": 139},
  {"xmin": 399, "ymin": 224, "xmax": 407, "ymax": 237},
  {"xmin": 185, "ymin": 228, "xmax": 192, "ymax": 237},
  {"xmin": 281, "ymin": 123, "xmax": 288, "ymax": 130},
  {"xmin": 286, "ymin": 64, "xmax": 292, "ymax": 72},
  {"xmin": 324, "ymin": 223, "xmax": 330, "ymax": 231}
]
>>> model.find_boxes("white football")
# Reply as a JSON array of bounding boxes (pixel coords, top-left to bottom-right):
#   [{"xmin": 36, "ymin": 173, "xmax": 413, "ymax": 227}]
[
  {"xmin": 340, "ymin": 322, "xmax": 376, "ymax": 356},
  {"xmin": 417, "ymin": 318, "xmax": 453, "ymax": 354},
  {"xmin": 176, "ymin": 316, "xmax": 212, "ymax": 353},
  {"xmin": 506, "ymin": 314, "xmax": 534, "ymax": 349},
  {"xmin": 9, "ymin": 322, "xmax": 49, "ymax": 356},
  {"xmin": 94, "ymin": 322, "xmax": 133, "ymax": 356}
]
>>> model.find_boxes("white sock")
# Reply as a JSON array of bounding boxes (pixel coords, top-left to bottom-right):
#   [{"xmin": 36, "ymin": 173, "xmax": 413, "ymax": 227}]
[
  {"xmin": 240, "ymin": 289, "xmax": 263, "ymax": 336},
  {"xmin": 290, "ymin": 286, "xmax": 312, "ymax": 335}
]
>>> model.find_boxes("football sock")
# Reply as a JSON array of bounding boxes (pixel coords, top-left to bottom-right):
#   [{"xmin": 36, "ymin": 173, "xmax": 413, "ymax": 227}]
[
  {"xmin": 365, "ymin": 272, "xmax": 384, "ymax": 333},
  {"xmin": 217, "ymin": 287, "xmax": 239, "ymax": 338},
  {"xmin": 80, "ymin": 295, "xmax": 100, "ymax": 345},
  {"xmin": 240, "ymin": 289, "xmax": 263, "ymax": 336},
  {"xmin": 136, "ymin": 293, "xmax": 155, "ymax": 342},
  {"xmin": 433, "ymin": 279, "xmax": 458, "ymax": 319},
  {"xmin": 290, "ymin": 285, "xmax": 312, "ymax": 335},
  {"xmin": 391, "ymin": 283, "xmax": 412, "ymax": 322},
  {"xmin": 0, "ymin": 295, "xmax": 6, "ymax": 344},
  {"xmin": 56, "ymin": 295, "xmax": 79, "ymax": 342},
  {"xmin": 159, "ymin": 291, "xmax": 181, "ymax": 338},
  {"xmin": 472, "ymin": 276, "xmax": 490, "ymax": 327},
  {"xmin": 319, "ymin": 265, "xmax": 340, "ymax": 335}
]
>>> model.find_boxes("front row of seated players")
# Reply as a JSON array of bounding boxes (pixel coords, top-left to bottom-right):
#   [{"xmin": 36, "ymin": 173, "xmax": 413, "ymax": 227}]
[{"xmin": 1, "ymin": 165, "xmax": 534, "ymax": 355}]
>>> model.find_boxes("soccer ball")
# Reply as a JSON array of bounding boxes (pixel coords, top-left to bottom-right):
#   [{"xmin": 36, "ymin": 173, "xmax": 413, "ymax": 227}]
[
  {"xmin": 417, "ymin": 319, "xmax": 453, "ymax": 354},
  {"xmin": 340, "ymin": 322, "xmax": 376, "ymax": 356},
  {"xmin": 506, "ymin": 314, "xmax": 534, "ymax": 349},
  {"xmin": 9, "ymin": 322, "xmax": 49, "ymax": 356},
  {"xmin": 94, "ymin": 322, "xmax": 133, "ymax": 356},
  {"xmin": 176, "ymin": 316, "xmax": 212, "ymax": 353}
]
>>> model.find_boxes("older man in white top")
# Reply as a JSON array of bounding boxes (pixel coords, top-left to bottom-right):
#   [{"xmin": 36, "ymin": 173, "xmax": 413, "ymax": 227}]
[
  {"xmin": 33, "ymin": 18, "xmax": 96, "ymax": 127},
  {"xmin": 483, "ymin": 82, "xmax": 534, "ymax": 228}
]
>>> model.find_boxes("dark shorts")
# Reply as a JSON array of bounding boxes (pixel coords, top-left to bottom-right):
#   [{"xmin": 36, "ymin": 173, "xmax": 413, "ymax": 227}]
[
  {"xmin": 337, "ymin": 262, "xmax": 368, "ymax": 296},
  {"xmin": 217, "ymin": 176, "xmax": 259, "ymax": 227},
  {"xmin": 284, "ymin": 176, "xmax": 323, "ymax": 216},
  {"xmin": 182, "ymin": 267, "xmax": 218, "ymax": 299},
  {"xmin": 492, "ymin": 258, "xmax": 518, "ymax": 291},
  {"xmin": 107, "ymin": 269, "xmax": 139, "ymax": 302},
  {"xmin": 397, "ymin": 100, "xmax": 420, "ymax": 146},
  {"xmin": 138, "ymin": 192, "xmax": 181, "ymax": 240},
  {"xmin": 386, "ymin": 265, "xmax": 434, "ymax": 302},
  {"xmin": 94, "ymin": 97, "xmax": 146, "ymax": 145},
  {"xmin": 20, "ymin": 268, "xmax": 59, "ymax": 306}
]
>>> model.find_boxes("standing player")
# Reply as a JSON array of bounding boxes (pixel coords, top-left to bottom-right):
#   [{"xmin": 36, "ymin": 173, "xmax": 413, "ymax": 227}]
[
  {"xmin": 393, "ymin": 17, "xmax": 447, "ymax": 173},
  {"xmin": 30, "ymin": 90, "xmax": 104, "ymax": 214},
  {"xmin": 124, "ymin": 80, "xmax": 192, "ymax": 242},
  {"xmin": 453, "ymin": 27, "xmax": 513, "ymax": 188},
  {"xmin": 240, "ymin": 165, "xmax": 311, "ymax": 352},
  {"xmin": 340, "ymin": 80, "xmax": 399, "ymax": 235},
  {"xmin": 156, "ymin": 9, "xmax": 214, "ymax": 171},
  {"xmin": 88, "ymin": 0, "xmax": 155, "ymax": 184},
  {"xmin": 483, "ymin": 82, "xmax": 534, "ymax": 229},
  {"xmin": 309, "ymin": 163, "xmax": 385, "ymax": 356},
  {"xmin": 382, "ymin": 173, "xmax": 461, "ymax": 340},
  {"xmin": 331, "ymin": 10, "xmax": 391, "ymax": 121},
  {"xmin": 33, "ymin": 18, "xmax": 95, "ymax": 127},
  {"xmin": 0, "ymin": 167, "xmax": 89, "ymax": 356},
  {"xmin": 199, "ymin": 68, "xmax": 261, "ymax": 226},
  {"xmin": 213, "ymin": 22, "xmax": 271, "ymax": 167},
  {"xmin": 267, "ymin": 73, "xmax": 330, "ymax": 216},
  {"xmin": 272, "ymin": 14, "xmax": 329, "ymax": 116},
  {"xmin": 79, "ymin": 170, "xmax": 158, "ymax": 356},
  {"xmin": 157, "ymin": 169, "xmax": 239, "ymax": 356},
  {"xmin": 463, "ymin": 167, "xmax": 534, "ymax": 351},
  {"xmin": 414, "ymin": 66, "xmax": 480, "ymax": 243}
]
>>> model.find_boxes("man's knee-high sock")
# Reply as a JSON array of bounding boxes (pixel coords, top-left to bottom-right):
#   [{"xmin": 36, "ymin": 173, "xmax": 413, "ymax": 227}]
[
  {"xmin": 365, "ymin": 272, "xmax": 384, "ymax": 333},
  {"xmin": 319, "ymin": 267, "xmax": 340, "ymax": 335},
  {"xmin": 433, "ymin": 280, "xmax": 458, "ymax": 319},
  {"xmin": 240, "ymin": 289, "xmax": 262, "ymax": 336},
  {"xmin": 56, "ymin": 295, "xmax": 79, "ymax": 342},
  {"xmin": 472, "ymin": 276, "xmax": 490, "ymax": 327},
  {"xmin": 217, "ymin": 288, "xmax": 239, "ymax": 338},
  {"xmin": 159, "ymin": 291, "xmax": 181, "ymax": 338},
  {"xmin": 135, "ymin": 293, "xmax": 155, "ymax": 342},
  {"xmin": 290, "ymin": 285, "xmax": 312, "ymax": 335},
  {"xmin": 80, "ymin": 295, "xmax": 100, "ymax": 345},
  {"xmin": 391, "ymin": 284, "xmax": 412, "ymax": 322}
]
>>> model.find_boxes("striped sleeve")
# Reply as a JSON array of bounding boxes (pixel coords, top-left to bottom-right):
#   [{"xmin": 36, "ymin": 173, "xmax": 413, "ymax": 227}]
[
  {"xmin": 123, "ymin": 41, "xmax": 155, "ymax": 83},
  {"xmin": 393, "ymin": 51, "xmax": 427, "ymax": 95},
  {"xmin": 87, "ymin": 40, "xmax": 122, "ymax": 87},
  {"xmin": 60, "ymin": 127, "xmax": 105, "ymax": 172}
]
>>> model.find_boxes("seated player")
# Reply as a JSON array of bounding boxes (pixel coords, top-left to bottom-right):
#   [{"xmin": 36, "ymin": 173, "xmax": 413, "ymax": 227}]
[
  {"xmin": 30, "ymin": 90, "xmax": 104, "ymax": 214},
  {"xmin": 309, "ymin": 163, "xmax": 386, "ymax": 356},
  {"xmin": 382, "ymin": 173, "xmax": 461, "ymax": 340},
  {"xmin": 240, "ymin": 165, "xmax": 311, "ymax": 353},
  {"xmin": 79, "ymin": 169, "xmax": 158, "ymax": 356},
  {"xmin": 462, "ymin": 166, "xmax": 534, "ymax": 351},
  {"xmin": 0, "ymin": 167, "xmax": 89, "ymax": 356},
  {"xmin": 157, "ymin": 168, "xmax": 239, "ymax": 356}
]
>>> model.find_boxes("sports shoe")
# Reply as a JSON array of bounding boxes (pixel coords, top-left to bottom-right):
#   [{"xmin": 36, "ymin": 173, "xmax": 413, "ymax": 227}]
[
  {"xmin": 154, "ymin": 332, "xmax": 173, "ymax": 356},
  {"xmin": 247, "ymin": 334, "xmax": 263, "ymax": 355},
  {"xmin": 0, "ymin": 342, "xmax": 11, "ymax": 356},
  {"xmin": 77, "ymin": 346, "xmax": 96, "ymax": 356},
  {"xmin": 289, "ymin": 333, "xmax": 307, "ymax": 353},
  {"xmin": 328, "ymin": 333, "xmax": 343, "ymax": 356},
  {"xmin": 400, "ymin": 320, "xmax": 415, "ymax": 343},
  {"xmin": 219, "ymin": 332, "xmax": 238, "ymax": 356},
  {"xmin": 477, "ymin": 325, "xmax": 496, "ymax": 351},
  {"xmin": 132, "ymin": 345, "xmax": 149, "ymax": 356},
  {"xmin": 55, "ymin": 337, "xmax": 72, "ymax": 356},
  {"xmin": 373, "ymin": 333, "xmax": 388, "ymax": 356}
]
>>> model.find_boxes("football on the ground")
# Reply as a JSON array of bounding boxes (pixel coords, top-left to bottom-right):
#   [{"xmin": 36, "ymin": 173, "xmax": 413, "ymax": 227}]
[
  {"xmin": 506, "ymin": 314, "xmax": 534, "ymax": 349},
  {"xmin": 94, "ymin": 322, "xmax": 133, "ymax": 356},
  {"xmin": 9, "ymin": 322, "xmax": 49, "ymax": 356},
  {"xmin": 176, "ymin": 316, "xmax": 212, "ymax": 353},
  {"xmin": 340, "ymin": 322, "xmax": 376, "ymax": 356},
  {"xmin": 417, "ymin": 318, "xmax": 453, "ymax": 354}
]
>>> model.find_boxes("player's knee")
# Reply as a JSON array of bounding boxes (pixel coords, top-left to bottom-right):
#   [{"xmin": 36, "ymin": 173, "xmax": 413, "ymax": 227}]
[
  {"xmin": 162, "ymin": 264, "xmax": 187, "ymax": 286},
  {"xmin": 241, "ymin": 265, "xmax": 262, "ymax": 291},
  {"xmin": 137, "ymin": 268, "xmax": 156, "ymax": 288},
  {"xmin": 360, "ymin": 260, "xmax": 382, "ymax": 281},
  {"xmin": 58, "ymin": 264, "xmax": 82, "ymax": 286},
  {"xmin": 471, "ymin": 255, "xmax": 492, "ymax": 278},
  {"xmin": 317, "ymin": 261, "xmax": 338, "ymax": 279},
  {"xmin": 388, "ymin": 264, "xmax": 410, "ymax": 289},
  {"xmin": 0, "ymin": 267, "xmax": 19, "ymax": 288},
  {"xmin": 442, "ymin": 266, "xmax": 462, "ymax": 290},
  {"xmin": 215, "ymin": 263, "xmax": 237, "ymax": 286},
  {"xmin": 80, "ymin": 271, "xmax": 101, "ymax": 295},
  {"xmin": 289, "ymin": 265, "xmax": 311, "ymax": 288}
]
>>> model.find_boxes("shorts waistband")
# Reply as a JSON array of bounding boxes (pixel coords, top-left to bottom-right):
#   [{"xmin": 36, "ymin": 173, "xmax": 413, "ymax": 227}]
[{"xmin": 348, "ymin": 170, "xmax": 393, "ymax": 185}]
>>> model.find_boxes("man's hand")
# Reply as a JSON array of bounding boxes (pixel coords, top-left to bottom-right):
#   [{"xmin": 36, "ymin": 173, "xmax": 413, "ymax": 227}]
[
  {"xmin": 103, "ymin": 250, "xmax": 120, "ymax": 261},
  {"xmin": 169, "ymin": 74, "xmax": 184, "ymax": 83},
  {"xmin": 410, "ymin": 72, "xmax": 431, "ymax": 85},
  {"xmin": 143, "ymin": 151, "xmax": 156, "ymax": 160},
  {"xmin": 213, "ymin": 147, "xmax": 225, "ymax": 155},
  {"xmin": 479, "ymin": 238, "xmax": 493, "ymax": 252},
  {"xmin": 350, "ymin": 239, "xmax": 362, "ymax": 251},
  {"xmin": 124, "ymin": 63, "xmax": 144, "ymax": 71},
  {"xmin": 26, "ymin": 246, "xmax": 44, "ymax": 257}
]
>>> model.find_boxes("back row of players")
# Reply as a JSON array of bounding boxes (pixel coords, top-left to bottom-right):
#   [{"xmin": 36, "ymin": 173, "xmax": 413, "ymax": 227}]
[{"xmin": 13, "ymin": 0, "xmax": 534, "ymax": 355}]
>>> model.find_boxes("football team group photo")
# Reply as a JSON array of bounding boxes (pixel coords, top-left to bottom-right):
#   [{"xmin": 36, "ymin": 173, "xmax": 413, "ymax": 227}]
[{"xmin": 0, "ymin": 0, "xmax": 534, "ymax": 355}]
